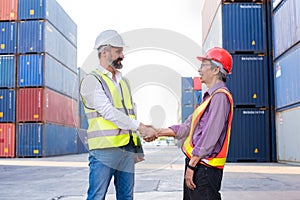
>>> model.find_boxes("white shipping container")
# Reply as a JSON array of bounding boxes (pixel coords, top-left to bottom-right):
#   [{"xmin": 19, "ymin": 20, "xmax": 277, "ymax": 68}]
[
  {"xmin": 202, "ymin": 5, "xmax": 223, "ymax": 51},
  {"xmin": 276, "ymin": 106, "xmax": 300, "ymax": 163},
  {"xmin": 202, "ymin": 0, "xmax": 222, "ymax": 44}
]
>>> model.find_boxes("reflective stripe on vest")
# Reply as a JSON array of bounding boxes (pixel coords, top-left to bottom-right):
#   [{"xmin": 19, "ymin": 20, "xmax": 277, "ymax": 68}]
[
  {"xmin": 81, "ymin": 70, "xmax": 138, "ymax": 150},
  {"xmin": 182, "ymin": 88, "xmax": 234, "ymax": 169}
]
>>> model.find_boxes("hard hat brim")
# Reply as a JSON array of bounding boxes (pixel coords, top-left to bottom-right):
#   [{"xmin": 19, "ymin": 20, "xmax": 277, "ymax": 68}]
[{"xmin": 196, "ymin": 56, "xmax": 212, "ymax": 61}]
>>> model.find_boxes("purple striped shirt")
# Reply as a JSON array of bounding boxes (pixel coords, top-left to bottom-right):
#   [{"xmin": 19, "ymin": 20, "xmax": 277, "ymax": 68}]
[{"xmin": 170, "ymin": 82, "xmax": 230, "ymax": 158}]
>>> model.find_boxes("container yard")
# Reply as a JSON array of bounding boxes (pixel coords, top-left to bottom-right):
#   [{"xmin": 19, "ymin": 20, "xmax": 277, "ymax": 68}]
[{"xmin": 0, "ymin": 1, "xmax": 300, "ymax": 199}]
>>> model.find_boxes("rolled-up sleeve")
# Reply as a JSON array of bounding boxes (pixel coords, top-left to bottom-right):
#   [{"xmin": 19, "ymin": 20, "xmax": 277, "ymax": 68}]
[{"xmin": 169, "ymin": 114, "xmax": 192, "ymax": 147}]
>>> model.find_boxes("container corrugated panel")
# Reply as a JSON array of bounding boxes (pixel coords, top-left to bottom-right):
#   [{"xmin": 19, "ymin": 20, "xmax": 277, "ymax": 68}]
[
  {"xmin": 182, "ymin": 91, "xmax": 193, "ymax": 105},
  {"xmin": 64, "ymin": 96, "xmax": 79, "ymax": 128},
  {"xmin": 227, "ymin": 54, "xmax": 269, "ymax": 107},
  {"xmin": 0, "ymin": 22, "xmax": 17, "ymax": 54},
  {"xmin": 18, "ymin": 53, "xmax": 78, "ymax": 100},
  {"xmin": 182, "ymin": 105, "xmax": 193, "ymax": 123},
  {"xmin": 0, "ymin": 123, "xmax": 15, "ymax": 157},
  {"xmin": 16, "ymin": 123, "xmax": 77, "ymax": 157},
  {"xmin": 0, "ymin": 55, "xmax": 15, "ymax": 88},
  {"xmin": 0, "ymin": 0, "xmax": 18, "ymax": 21},
  {"xmin": 182, "ymin": 77, "xmax": 193, "ymax": 92},
  {"xmin": 62, "ymin": 66, "xmax": 78, "ymax": 100},
  {"xmin": 18, "ymin": 0, "xmax": 77, "ymax": 47},
  {"xmin": 276, "ymin": 106, "xmax": 300, "ymax": 163},
  {"xmin": 294, "ymin": 0, "xmax": 300, "ymax": 48},
  {"xmin": 77, "ymin": 129, "xmax": 88, "ymax": 153},
  {"xmin": 227, "ymin": 108, "xmax": 270, "ymax": 162},
  {"xmin": 17, "ymin": 88, "xmax": 78, "ymax": 127},
  {"xmin": 274, "ymin": 43, "xmax": 300, "ymax": 110},
  {"xmin": 273, "ymin": 0, "xmax": 296, "ymax": 59},
  {"xmin": 181, "ymin": 77, "xmax": 194, "ymax": 122},
  {"xmin": 0, "ymin": 89, "xmax": 15, "ymax": 122},
  {"xmin": 222, "ymin": 3, "xmax": 267, "ymax": 53},
  {"xmin": 79, "ymin": 100, "xmax": 88, "ymax": 129},
  {"xmin": 18, "ymin": 20, "xmax": 77, "ymax": 73}
]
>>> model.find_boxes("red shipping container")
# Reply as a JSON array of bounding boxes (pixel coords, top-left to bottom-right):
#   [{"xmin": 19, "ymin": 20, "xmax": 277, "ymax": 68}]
[
  {"xmin": 64, "ymin": 97, "xmax": 79, "ymax": 128},
  {"xmin": 17, "ymin": 88, "xmax": 78, "ymax": 127},
  {"xmin": 0, "ymin": 0, "xmax": 18, "ymax": 21},
  {"xmin": 193, "ymin": 77, "xmax": 202, "ymax": 90},
  {"xmin": 0, "ymin": 123, "xmax": 15, "ymax": 157}
]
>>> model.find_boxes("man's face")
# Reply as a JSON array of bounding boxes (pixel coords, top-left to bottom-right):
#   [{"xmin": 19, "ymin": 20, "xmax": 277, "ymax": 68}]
[
  {"xmin": 198, "ymin": 60, "xmax": 215, "ymax": 84},
  {"xmin": 107, "ymin": 47, "xmax": 124, "ymax": 69}
]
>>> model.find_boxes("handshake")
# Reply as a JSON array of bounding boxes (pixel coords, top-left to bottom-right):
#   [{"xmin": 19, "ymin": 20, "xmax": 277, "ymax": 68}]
[{"xmin": 137, "ymin": 123, "xmax": 159, "ymax": 142}]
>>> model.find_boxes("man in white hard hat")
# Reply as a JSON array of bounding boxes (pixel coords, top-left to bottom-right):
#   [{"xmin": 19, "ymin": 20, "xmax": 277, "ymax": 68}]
[{"xmin": 80, "ymin": 30, "xmax": 157, "ymax": 200}]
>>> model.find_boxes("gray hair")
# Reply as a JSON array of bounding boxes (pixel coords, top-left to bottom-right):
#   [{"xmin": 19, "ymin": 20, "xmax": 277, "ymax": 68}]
[
  {"xmin": 210, "ymin": 60, "xmax": 227, "ymax": 82},
  {"xmin": 97, "ymin": 45, "xmax": 111, "ymax": 59}
]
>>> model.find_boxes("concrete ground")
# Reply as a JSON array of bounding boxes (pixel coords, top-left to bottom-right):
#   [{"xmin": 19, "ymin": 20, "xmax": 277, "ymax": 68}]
[{"xmin": 1, "ymin": 145, "xmax": 300, "ymax": 200}]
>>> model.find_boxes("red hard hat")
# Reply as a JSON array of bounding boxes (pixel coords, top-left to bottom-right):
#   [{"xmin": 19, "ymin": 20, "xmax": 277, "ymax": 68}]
[{"xmin": 197, "ymin": 47, "xmax": 233, "ymax": 74}]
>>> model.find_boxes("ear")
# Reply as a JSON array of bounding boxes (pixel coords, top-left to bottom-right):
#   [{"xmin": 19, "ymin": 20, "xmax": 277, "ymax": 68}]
[{"xmin": 213, "ymin": 67, "xmax": 220, "ymax": 75}]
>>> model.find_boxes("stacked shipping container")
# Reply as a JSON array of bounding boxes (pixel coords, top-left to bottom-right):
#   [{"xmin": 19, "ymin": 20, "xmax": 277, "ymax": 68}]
[
  {"xmin": 0, "ymin": 0, "xmax": 80, "ymax": 157},
  {"xmin": 273, "ymin": 0, "xmax": 300, "ymax": 163},
  {"xmin": 0, "ymin": 0, "xmax": 18, "ymax": 157},
  {"xmin": 202, "ymin": 0, "xmax": 275, "ymax": 162},
  {"xmin": 181, "ymin": 77, "xmax": 202, "ymax": 122}
]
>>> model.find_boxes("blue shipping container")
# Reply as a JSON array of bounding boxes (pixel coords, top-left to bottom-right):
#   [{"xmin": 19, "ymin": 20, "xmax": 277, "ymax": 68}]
[
  {"xmin": 222, "ymin": 3, "xmax": 267, "ymax": 53},
  {"xmin": 181, "ymin": 77, "xmax": 193, "ymax": 92},
  {"xmin": 0, "ymin": 55, "xmax": 15, "ymax": 88},
  {"xmin": 77, "ymin": 129, "xmax": 88, "ymax": 153},
  {"xmin": 273, "ymin": 0, "xmax": 297, "ymax": 59},
  {"xmin": 0, "ymin": 89, "xmax": 15, "ymax": 122},
  {"xmin": 16, "ymin": 123, "xmax": 77, "ymax": 157},
  {"xmin": 18, "ymin": 53, "xmax": 77, "ymax": 99},
  {"xmin": 274, "ymin": 43, "xmax": 300, "ymax": 109},
  {"xmin": 227, "ymin": 54, "xmax": 269, "ymax": 107},
  {"xmin": 193, "ymin": 90, "xmax": 202, "ymax": 108},
  {"xmin": 18, "ymin": 20, "xmax": 77, "ymax": 73},
  {"xmin": 79, "ymin": 100, "xmax": 88, "ymax": 129},
  {"xmin": 182, "ymin": 105, "xmax": 193, "ymax": 123},
  {"xmin": 62, "ymin": 66, "xmax": 78, "ymax": 100},
  {"xmin": 0, "ymin": 22, "xmax": 17, "ymax": 54},
  {"xmin": 181, "ymin": 77, "xmax": 195, "ymax": 122},
  {"xmin": 227, "ymin": 108, "xmax": 271, "ymax": 162},
  {"xmin": 18, "ymin": 0, "xmax": 77, "ymax": 47}
]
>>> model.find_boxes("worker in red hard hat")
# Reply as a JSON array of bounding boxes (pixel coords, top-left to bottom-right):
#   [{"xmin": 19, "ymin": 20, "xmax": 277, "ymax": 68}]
[{"xmin": 157, "ymin": 47, "xmax": 234, "ymax": 200}]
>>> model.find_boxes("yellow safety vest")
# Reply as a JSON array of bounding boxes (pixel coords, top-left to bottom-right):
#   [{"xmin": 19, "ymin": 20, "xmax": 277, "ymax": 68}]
[
  {"xmin": 81, "ymin": 70, "xmax": 139, "ymax": 150},
  {"xmin": 182, "ymin": 88, "xmax": 234, "ymax": 169}
]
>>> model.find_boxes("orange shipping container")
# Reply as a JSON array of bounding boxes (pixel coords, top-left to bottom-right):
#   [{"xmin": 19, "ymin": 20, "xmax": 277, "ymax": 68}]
[
  {"xmin": 0, "ymin": 0, "xmax": 18, "ymax": 21},
  {"xmin": 0, "ymin": 123, "xmax": 15, "ymax": 158}
]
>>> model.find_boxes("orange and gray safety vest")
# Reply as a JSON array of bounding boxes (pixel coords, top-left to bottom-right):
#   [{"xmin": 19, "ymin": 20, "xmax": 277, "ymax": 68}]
[
  {"xmin": 182, "ymin": 88, "xmax": 234, "ymax": 169},
  {"xmin": 81, "ymin": 70, "xmax": 139, "ymax": 150}
]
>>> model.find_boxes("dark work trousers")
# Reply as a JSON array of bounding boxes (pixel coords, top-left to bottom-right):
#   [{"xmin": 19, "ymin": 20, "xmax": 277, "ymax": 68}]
[{"xmin": 183, "ymin": 158, "xmax": 223, "ymax": 200}]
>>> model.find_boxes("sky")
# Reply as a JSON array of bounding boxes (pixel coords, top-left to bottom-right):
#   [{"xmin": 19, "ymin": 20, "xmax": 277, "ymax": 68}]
[
  {"xmin": 56, "ymin": 0, "xmax": 203, "ymax": 68},
  {"xmin": 56, "ymin": 0, "xmax": 204, "ymax": 127}
]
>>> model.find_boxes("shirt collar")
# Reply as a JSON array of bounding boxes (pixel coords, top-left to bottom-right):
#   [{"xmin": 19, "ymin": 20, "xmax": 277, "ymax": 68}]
[
  {"xmin": 204, "ymin": 82, "xmax": 227, "ymax": 98},
  {"xmin": 96, "ymin": 65, "xmax": 122, "ymax": 83}
]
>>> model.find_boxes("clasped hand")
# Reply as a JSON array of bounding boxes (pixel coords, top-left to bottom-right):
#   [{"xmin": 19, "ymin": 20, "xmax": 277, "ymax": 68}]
[{"xmin": 138, "ymin": 123, "xmax": 158, "ymax": 142}]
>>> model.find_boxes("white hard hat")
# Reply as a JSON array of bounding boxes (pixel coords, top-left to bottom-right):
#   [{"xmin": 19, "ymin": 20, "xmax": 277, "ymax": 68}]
[{"xmin": 94, "ymin": 30, "xmax": 125, "ymax": 50}]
